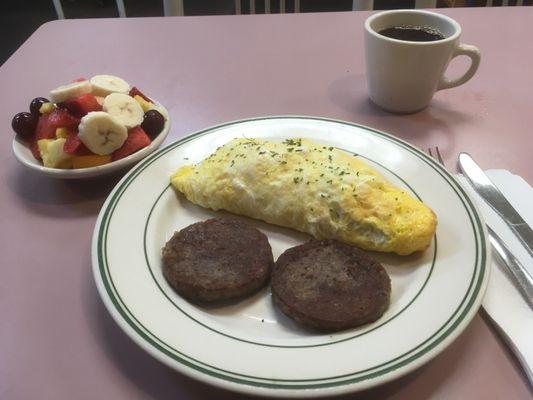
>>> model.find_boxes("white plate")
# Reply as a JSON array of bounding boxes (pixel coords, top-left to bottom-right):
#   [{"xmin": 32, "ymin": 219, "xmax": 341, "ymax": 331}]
[
  {"xmin": 92, "ymin": 116, "xmax": 490, "ymax": 397},
  {"xmin": 12, "ymin": 104, "xmax": 170, "ymax": 179}
]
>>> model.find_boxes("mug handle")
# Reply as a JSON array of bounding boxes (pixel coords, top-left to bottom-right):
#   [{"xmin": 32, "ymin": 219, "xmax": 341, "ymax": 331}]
[{"xmin": 437, "ymin": 44, "xmax": 481, "ymax": 91}]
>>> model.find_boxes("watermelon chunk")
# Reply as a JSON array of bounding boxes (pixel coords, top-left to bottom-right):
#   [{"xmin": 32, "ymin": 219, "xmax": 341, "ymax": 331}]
[
  {"xmin": 112, "ymin": 126, "xmax": 151, "ymax": 161},
  {"xmin": 64, "ymin": 131, "xmax": 92, "ymax": 155},
  {"xmin": 35, "ymin": 114, "xmax": 56, "ymax": 141},
  {"xmin": 30, "ymin": 140, "xmax": 42, "ymax": 161},
  {"xmin": 35, "ymin": 109, "xmax": 79, "ymax": 141},
  {"xmin": 59, "ymin": 93, "xmax": 102, "ymax": 118},
  {"xmin": 129, "ymin": 87, "xmax": 153, "ymax": 103},
  {"xmin": 63, "ymin": 133, "xmax": 82, "ymax": 154},
  {"xmin": 75, "ymin": 143, "xmax": 93, "ymax": 156}
]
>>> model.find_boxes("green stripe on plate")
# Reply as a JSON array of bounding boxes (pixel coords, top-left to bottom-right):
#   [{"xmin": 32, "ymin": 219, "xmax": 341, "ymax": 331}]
[{"xmin": 95, "ymin": 116, "xmax": 486, "ymax": 389}]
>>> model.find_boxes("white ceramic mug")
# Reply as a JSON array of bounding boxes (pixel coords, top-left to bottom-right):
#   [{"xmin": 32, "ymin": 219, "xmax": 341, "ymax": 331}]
[{"xmin": 364, "ymin": 10, "xmax": 481, "ymax": 113}]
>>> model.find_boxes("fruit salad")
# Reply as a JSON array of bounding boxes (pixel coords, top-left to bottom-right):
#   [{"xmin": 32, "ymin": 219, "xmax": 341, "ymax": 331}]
[{"xmin": 11, "ymin": 75, "xmax": 168, "ymax": 169}]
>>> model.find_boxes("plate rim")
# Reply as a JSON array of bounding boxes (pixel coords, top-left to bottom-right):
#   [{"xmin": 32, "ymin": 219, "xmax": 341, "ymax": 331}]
[{"xmin": 91, "ymin": 115, "xmax": 490, "ymax": 397}]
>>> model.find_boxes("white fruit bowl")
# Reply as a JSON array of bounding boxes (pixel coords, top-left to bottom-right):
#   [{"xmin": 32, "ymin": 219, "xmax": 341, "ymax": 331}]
[{"xmin": 12, "ymin": 104, "xmax": 170, "ymax": 179}]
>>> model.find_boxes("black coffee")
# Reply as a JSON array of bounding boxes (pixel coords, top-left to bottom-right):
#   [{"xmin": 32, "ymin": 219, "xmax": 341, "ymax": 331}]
[{"xmin": 378, "ymin": 25, "xmax": 445, "ymax": 42}]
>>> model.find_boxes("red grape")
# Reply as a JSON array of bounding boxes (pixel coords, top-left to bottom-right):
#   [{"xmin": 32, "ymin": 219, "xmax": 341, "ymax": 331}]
[
  {"xmin": 29, "ymin": 97, "xmax": 49, "ymax": 116},
  {"xmin": 141, "ymin": 109, "xmax": 165, "ymax": 139},
  {"xmin": 12, "ymin": 112, "xmax": 37, "ymax": 140}
]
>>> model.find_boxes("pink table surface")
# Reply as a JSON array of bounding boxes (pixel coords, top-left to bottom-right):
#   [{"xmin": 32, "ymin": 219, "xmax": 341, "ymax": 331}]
[{"xmin": 1, "ymin": 7, "xmax": 532, "ymax": 399}]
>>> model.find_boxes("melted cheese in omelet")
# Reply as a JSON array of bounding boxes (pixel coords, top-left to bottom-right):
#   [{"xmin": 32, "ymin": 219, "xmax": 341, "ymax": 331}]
[{"xmin": 171, "ymin": 138, "xmax": 436, "ymax": 255}]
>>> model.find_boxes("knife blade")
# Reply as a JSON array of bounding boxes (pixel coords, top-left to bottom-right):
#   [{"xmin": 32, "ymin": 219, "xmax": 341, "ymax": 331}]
[
  {"xmin": 487, "ymin": 226, "xmax": 533, "ymax": 310},
  {"xmin": 458, "ymin": 152, "xmax": 533, "ymax": 260}
]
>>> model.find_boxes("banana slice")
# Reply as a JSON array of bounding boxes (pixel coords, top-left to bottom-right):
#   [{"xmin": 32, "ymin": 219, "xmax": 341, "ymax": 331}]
[
  {"xmin": 49, "ymin": 80, "xmax": 92, "ymax": 103},
  {"xmin": 102, "ymin": 93, "xmax": 144, "ymax": 129},
  {"xmin": 78, "ymin": 111, "xmax": 127, "ymax": 155},
  {"xmin": 90, "ymin": 75, "xmax": 130, "ymax": 97}
]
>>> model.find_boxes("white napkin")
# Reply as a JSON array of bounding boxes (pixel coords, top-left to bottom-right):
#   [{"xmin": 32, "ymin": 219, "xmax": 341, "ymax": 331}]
[{"xmin": 457, "ymin": 170, "xmax": 533, "ymax": 385}]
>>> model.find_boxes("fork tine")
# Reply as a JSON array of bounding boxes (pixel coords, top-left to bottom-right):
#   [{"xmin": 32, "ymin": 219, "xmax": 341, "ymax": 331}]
[
  {"xmin": 427, "ymin": 146, "xmax": 444, "ymax": 166},
  {"xmin": 435, "ymin": 146, "xmax": 444, "ymax": 165}
]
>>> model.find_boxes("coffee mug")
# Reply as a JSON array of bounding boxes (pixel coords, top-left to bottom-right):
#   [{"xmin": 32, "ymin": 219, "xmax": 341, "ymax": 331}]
[{"xmin": 364, "ymin": 10, "xmax": 481, "ymax": 113}]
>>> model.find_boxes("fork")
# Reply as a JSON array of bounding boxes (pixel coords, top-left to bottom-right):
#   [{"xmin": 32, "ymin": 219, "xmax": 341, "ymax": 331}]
[
  {"xmin": 427, "ymin": 146, "xmax": 444, "ymax": 165},
  {"xmin": 426, "ymin": 146, "xmax": 533, "ymax": 310}
]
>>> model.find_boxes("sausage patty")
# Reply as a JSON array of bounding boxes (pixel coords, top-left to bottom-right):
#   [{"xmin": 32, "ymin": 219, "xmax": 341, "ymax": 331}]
[
  {"xmin": 271, "ymin": 240, "xmax": 391, "ymax": 331},
  {"xmin": 162, "ymin": 218, "xmax": 274, "ymax": 303}
]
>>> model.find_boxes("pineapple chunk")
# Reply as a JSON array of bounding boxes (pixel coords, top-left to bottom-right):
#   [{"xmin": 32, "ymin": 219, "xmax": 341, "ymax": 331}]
[
  {"xmin": 39, "ymin": 102, "xmax": 56, "ymax": 114},
  {"xmin": 55, "ymin": 127, "xmax": 69, "ymax": 139},
  {"xmin": 37, "ymin": 139, "xmax": 73, "ymax": 169},
  {"xmin": 133, "ymin": 95, "xmax": 153, "ymax": 113},
  {"xmin": 133, "ymin": 95, "xmax": 168, "ymax": 120}
]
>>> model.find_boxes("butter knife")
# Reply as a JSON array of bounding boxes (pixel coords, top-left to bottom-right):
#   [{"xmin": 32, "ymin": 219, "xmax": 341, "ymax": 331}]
[
  {"xmin": 487, "ymin": 226, "xmax": 533, "ymax": 310},
  {"xmin": 458, "ymin": 153, "xmax": 533, "ymax": 260}
]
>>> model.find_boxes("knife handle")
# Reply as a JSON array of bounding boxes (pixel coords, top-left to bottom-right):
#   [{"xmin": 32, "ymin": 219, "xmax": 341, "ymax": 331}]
[{"xmin": 488, "ymin": 227, "xmax": 533, "ymax": 310}]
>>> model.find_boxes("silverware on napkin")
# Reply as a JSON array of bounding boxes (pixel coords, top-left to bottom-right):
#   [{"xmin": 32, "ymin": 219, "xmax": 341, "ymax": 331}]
[
  {"xmin": 458, "ymin": 152, "xmax": 533, "ymax": 260},
  {"xmin": 487, "ymin": 226, "xmax": 533, "ymax": 310},
  {"xmin": 461, "ymin": 169, "xmax": 533, "ymax": 386},
  {"xmin": 426, "ymin": 148, "xmax": 533, "ymax": 310}
]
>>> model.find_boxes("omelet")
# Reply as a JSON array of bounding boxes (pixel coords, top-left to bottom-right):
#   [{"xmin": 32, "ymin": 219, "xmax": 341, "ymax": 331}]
[{"xmin": 171, "ymin": 138, "xmax": 436, "ymax": 255}]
